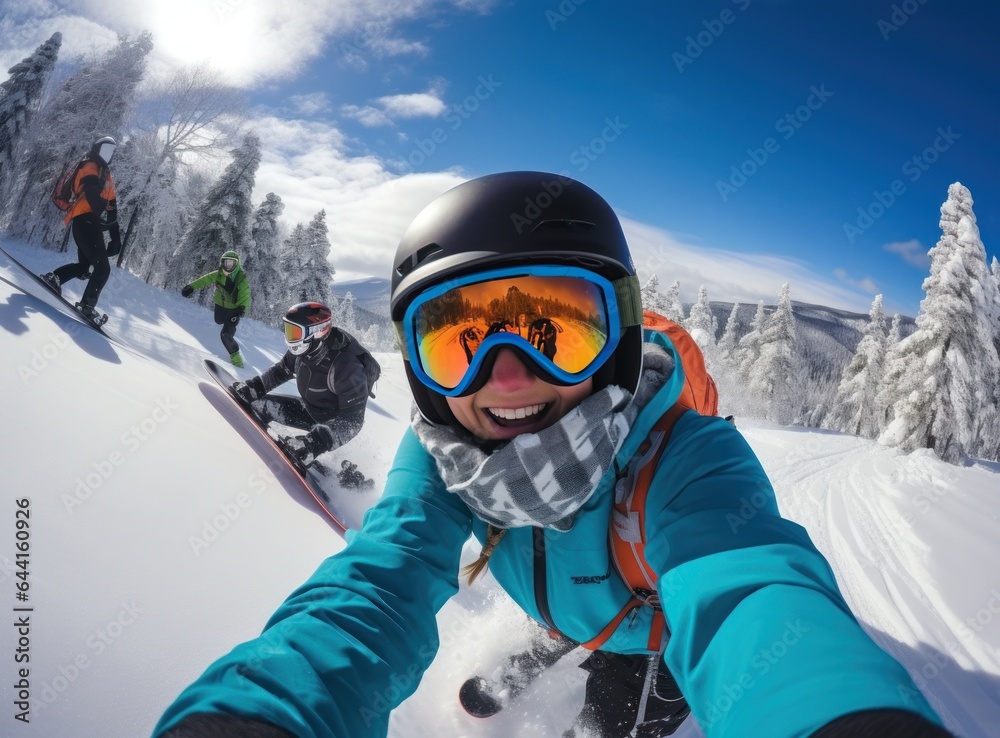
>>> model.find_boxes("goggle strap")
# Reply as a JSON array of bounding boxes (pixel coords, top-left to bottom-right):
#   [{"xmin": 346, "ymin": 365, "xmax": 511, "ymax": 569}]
[{"xmin": 613, "ymin": 275, "xmax": 643, "ymax": 327}]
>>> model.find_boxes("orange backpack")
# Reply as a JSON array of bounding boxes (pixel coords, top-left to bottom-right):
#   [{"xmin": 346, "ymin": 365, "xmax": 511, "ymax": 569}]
[{"xmin": 581, "ymin": 310, "xmax": 719, "ymax": 652}]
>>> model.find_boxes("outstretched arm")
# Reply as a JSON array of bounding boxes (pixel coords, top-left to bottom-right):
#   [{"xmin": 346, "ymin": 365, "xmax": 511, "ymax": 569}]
[
  {"xmin": 645, "ymin": 414, "xmax": 945, "ymax": 738},
  {"xmin": 154, "ymin": 430, "xmax": 473, "ymax": 738}
]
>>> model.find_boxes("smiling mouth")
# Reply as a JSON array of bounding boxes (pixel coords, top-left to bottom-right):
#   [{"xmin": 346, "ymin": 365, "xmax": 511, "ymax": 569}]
[{"xmin": 485, "ymin": 403, "xmax": 550, "ymax": 427}]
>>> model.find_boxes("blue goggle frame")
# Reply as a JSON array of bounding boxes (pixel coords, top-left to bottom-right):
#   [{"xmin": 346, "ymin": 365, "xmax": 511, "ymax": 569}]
[{"xmin": 399, "ymin": 264, "xmax": 633, "ymax": 397}]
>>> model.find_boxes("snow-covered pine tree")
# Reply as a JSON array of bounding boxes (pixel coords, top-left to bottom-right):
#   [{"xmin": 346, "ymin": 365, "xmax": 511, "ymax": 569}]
[
  {"xmin": 824, "ymin": 294, "xmax": 888, "ymax": 439},
  {"xmin": 737, "ymin": 300, "xmax": 768, "ymax": 376},
  {"xmin": 272, "ymin": 222, "xmax": 307, "ymax": 316},
  {"xmin": 333, "ymin": 292, "xmax": 359, "ymax": 334},
  {"xmin": 293, "ymin": 209, "xmax": 335, "ymax": 306},
  {"xmin": 4, "ymin": 33, "xmax": 152, "ymax": 247},
  {"xmin": 245, "ymin": 193, "xmax": 285, "ymax": 324},
  {"xmin": 640, "ymin": 274, "xmax": 669, "ymax": 315},
  {"xmin": 878, "ymin": 183, "xmax": 1000, "ymax": 463},
  {"xmin": 748, "ymin": 283, "xmax": 797, "ymax": 423},
  {"xmin": 168, "ymin": 132, "xmax": 261, "ymax": 307},
  {"xmin": 684, "ymin": 284, "xmax": 718, "ymax": 359},
  {"xmin": 0, "ymin": 32, "xmax": 62, "ymax": 204},
  {"xmin": 662, "ymin": 279, "xmax": 684, "ymax": 322},
  {"xmin": 718, "ymin": 302, "xmax": 742, "ymax": 361}
]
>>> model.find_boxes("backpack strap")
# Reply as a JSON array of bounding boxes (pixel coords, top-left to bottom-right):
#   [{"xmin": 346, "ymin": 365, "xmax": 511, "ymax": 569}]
[{"xmin": 580, "ymin": 403, "xmax": 687, "ymax": 652}]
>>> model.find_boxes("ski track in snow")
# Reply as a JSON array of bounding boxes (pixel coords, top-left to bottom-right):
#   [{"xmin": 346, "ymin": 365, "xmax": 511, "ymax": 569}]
[{"xmin": 0, "ymin": 240, "xmax": 997, "ymax": 738}]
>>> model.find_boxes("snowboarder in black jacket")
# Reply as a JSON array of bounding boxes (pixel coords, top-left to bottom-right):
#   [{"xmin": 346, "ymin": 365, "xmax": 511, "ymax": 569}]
[{"xmin": 231, "ymin": 302, "xmax": 380, "ymax": 468}]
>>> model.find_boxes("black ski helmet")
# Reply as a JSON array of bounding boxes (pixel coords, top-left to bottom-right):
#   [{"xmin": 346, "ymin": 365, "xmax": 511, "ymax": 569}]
[
  {"xmin": 284, "ymin": 301, "xmax": 333, "ymax": 356},
  {"xmin": 91, "ymin": 136, "xmax": 117, "ymax": 165},
  {"xmin": 390, "ymin": 171, "xmax": 643, "ymax": 425}
]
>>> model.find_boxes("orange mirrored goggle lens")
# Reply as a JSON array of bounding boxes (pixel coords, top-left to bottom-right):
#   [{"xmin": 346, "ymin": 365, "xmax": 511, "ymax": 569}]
[
  {"xmin": 413, "ymin": 274, "xmax": 610, "ymax": 391},
  {"xmin": 283, "ymin": 321, "xmax": 305, "ymax": 343}
]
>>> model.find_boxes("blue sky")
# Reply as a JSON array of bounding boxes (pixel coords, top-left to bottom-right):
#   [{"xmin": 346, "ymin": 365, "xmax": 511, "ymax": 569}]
[{"xmin": 2, "ymin": 0, "xmax": 997, "ymax": 316}]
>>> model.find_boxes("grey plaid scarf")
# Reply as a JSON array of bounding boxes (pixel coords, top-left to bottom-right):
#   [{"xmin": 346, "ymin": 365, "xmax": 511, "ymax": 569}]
[{"xmin": 411, "ymin": 344, "xmax": 672, "ymax": 531}]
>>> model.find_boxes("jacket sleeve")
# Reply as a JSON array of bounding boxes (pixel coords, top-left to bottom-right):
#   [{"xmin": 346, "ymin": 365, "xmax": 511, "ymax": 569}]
[
  {"xmin": 258, "ymin": 353, "xmax": 296, "ymax": 394},
  {"xmin": 188, "ymin": 271, "xmax": 219, "ymax": 291},
  {"xmin": 644, "ymin": 414, "xmax": 944, "ymax": 738},
  {"xmin": 153, "ymin": 429, "xmax": 473, "ymax": 738},
  {"xmin": 237, "ymin": 272, "xmax": 251, "ymax": 310}
]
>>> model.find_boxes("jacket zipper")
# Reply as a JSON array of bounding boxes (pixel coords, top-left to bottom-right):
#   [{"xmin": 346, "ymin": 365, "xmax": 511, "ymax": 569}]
[{"xmin": 532, "ymin": 527, "xmax": 557, "ymax": 631}]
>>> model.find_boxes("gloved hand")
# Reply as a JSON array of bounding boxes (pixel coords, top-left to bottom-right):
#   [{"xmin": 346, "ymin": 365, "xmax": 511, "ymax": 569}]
[
  {"xmin": 181, "ymin": 285, "xmax": 194, "ymax": 298},
  {"xmin": 280, "ymin": 424, "xmax": 336, "ymax": 469},
  {"xmin": 280, "ymin": 434, "xmax": 319, "ymax": 469},
  {"xmin": 231, "ymin": 376, "xmax": 264, "ymax": 405},
  {"xmin": 236, "ymin": 306, "xmax": 246, "ymax": 317},
  {"xmin": 107, "ymin": 235, "xmax": 122, "ymax": 258}
]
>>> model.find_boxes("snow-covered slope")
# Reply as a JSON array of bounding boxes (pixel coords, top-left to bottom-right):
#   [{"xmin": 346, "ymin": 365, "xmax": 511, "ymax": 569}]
[{"xmin": 1, "ymin": 242, "xmax": 997, "ymax": 738}]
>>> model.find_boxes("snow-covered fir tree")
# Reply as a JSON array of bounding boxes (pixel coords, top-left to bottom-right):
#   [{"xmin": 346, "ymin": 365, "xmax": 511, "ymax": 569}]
[
  {"xmin": 662, "ymin": 279, "xmax": 684, "ymax": 322},
  {"xmin": 0, "ymin": 33, "xmax": 62, "ymax": 202},
  {"xmin": 333, "ymin": 292, "xmax": 358, "ymax": 333},
  {"xmin": 296, "ymin": 210, "xmax": 335, "ymax": 306},
  {"xmin": 640, "ymin": 274, "xmax": 669, "ymax": 315},
  {"xmin": 274, "ymin": 211, "xmax": 335, "ymax": 310},
  {"xmin": 245, "ymin": 193, "xmax": 284, "ymax": 324},
  {"xmin": 684, "ymin": 284, "xmax": 717, "ymax": 358},
  {"xmin": 4, "ymin": 33, "xmax": 152, "ymax": 246},
  {"xmin": 824, "ymin": 294, "xmax": 888, "ymax": 439},
  {"xmin": 748, "ymin": 283, "xmax": 797, "ymax": 423},
  {"xmin": 718, "ymin": 302, "xmax": 741, "ymax": 361},
  {"xmin": 737, "ymin": 300, "xmax": 768, "ymax": 376},
  {"xmin": 878, "ymin": 183, "xmax": 1000, "ymax": 463},
  {"xmin": 168, "ymin": 132, "xmax": 261, "ymax": 306}
]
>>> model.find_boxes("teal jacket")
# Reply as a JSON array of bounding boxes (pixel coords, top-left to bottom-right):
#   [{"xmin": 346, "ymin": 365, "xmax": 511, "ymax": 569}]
[
  {"xmin": 187, "ymin": 267, "xmax": 251, "ymax": 311},
  {"xmin": 155, "ymin": 331, "xmax": 941, "ymax": 737}
]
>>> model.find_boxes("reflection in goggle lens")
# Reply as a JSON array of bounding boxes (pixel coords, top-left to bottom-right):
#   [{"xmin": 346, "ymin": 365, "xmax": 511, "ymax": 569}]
[{"xmin": 412, "ymin": 274, "xmax": 610, "ymax": 390}]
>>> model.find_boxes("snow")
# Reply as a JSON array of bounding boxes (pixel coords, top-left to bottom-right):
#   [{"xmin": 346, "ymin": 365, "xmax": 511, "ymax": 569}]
[{"xmin": 1, "ymin": 241, "xmax": 998, "ymax": 737}]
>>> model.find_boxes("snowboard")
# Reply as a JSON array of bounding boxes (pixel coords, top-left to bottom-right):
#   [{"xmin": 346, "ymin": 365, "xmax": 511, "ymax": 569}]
[
  {"xmin": 0, "ymin": 245, "xmax": 110, "ymax": 331},
  {"xmin": 203, "ymin": 359, "xmax": 380, "ymax": 533}
]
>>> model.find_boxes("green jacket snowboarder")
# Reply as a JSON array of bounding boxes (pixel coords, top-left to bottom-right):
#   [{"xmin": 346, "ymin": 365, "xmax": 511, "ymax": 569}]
[{"xmin": 182, "ymin": 250, "xmax": 251, "ymax": 367}]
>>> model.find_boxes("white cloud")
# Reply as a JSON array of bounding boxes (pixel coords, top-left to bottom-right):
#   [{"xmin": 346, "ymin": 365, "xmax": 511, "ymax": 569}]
[
  {"xmin": 341, "ymin": 89, "xmax": 447, "ymax": 127},
  {"xmin": 883, "ymin": 239, "xmax": 931, "ymax": 269},
  {"xmin": 289, "ymin": 92, "xmax": 332, "ymax": 116},
  {"xmin": 833, "ymin": 268, "xmax": 879, "ymax": 295},
  {"xmin": 0, "ymin": 1, "xmax": 483, "ymax": 86},
  {"xmin": 251, "ymin": 114, "xmax": 464, "ymax": 281},
  {"xmin": 377, "ymin": 91, "xmax": 446, "ymax": 119},
  {"xmin": 624, "ymin": 219, "xmax": 880, "ymax": 313},
  {"xmin": 340, "ymin": 104, "xmax": 393, "ymax": 127}
]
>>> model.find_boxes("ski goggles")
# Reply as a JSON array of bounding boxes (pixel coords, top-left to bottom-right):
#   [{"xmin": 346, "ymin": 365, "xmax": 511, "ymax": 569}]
[
  {"xmin": 283, "ymin": 319, "xmax": 330, "ymax": 345},
  {"xmin": 221, "ymin": 258, "xmax": 237, "ymax": 272},
  {"xmin": 397, "ymin": 265, "xmax": 641, "ymax": 396}
]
